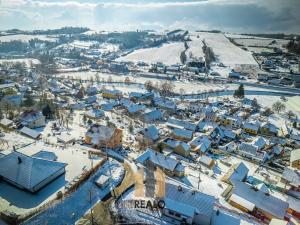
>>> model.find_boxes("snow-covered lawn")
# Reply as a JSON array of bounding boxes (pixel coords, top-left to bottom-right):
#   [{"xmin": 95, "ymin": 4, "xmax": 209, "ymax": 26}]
[
  {"xmin": 116, "ymin": 42, "xmax": 185, "ymax": 65},
  {"xmin": 22, "ymin": 159, "xmax": 124, "ymax": 225},
  {"xmin": 228, "ymin": 95, "xmax": 300, "ymax": 117},
  {"xmin": 196, "ymin": 32, "xmax": 258, "ymax": 66}
]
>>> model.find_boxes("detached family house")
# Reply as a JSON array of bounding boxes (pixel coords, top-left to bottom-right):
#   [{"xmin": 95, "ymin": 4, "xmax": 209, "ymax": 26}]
[
  {"xmin": 136, "ymin": 149, "xmax": 185, "ymax": 177},
  {"xmin": 135, "ymin": 125, "xmax": 159, "ymax": 145},
  {"xmin": 102, "ymin": 89, "xmax": 122, "ymax": 99},
  {"xmin": 85, "ymin": 124, "xmax": 122, "ymax": 149},
  {"xmin": 162, "ymin": 179, "xmax": 215, "ymax": 225},
  {"xmin": 161, "ymin": 138, "xmax": 191, "ymax": 157},
  {"xmin": 0, "ymin": 151, "xmax": 66, "ymax": 193},
  {"xmin": 20, "ymin": 110, "xmax": 45, "ymax": 128},
  {"xmin": 243, "ymin": 121, "xmax": 260, "ymax": 135}
]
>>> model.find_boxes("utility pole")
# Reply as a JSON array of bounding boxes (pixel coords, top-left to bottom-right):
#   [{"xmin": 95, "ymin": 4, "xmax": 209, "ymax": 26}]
[{"xmin": 89, "ymin": 189, "xmax": 94, "ymax": 225}]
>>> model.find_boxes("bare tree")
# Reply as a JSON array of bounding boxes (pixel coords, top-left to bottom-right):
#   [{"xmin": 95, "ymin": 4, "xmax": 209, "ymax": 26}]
[
  {"xmin": 144, "ymin": 80, "xmax": 154, "ymax": 92},
  {"xmin": 272, "ymin": 101, "xmax": 286, "ymax": 114},
  {"xmin": 159, "ymin": 81, "xmax": 175, "ymax": 98}
]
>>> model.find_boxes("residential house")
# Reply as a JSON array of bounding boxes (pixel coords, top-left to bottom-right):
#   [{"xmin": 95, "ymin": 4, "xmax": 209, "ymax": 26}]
[
  {"xmin": 143, "ymin": 109, "xmax": 163, "ymax": 123},
  {"xmin": 166, "ymin": 118, "xmax": 197, "ymax": 131},
  {"xmin": 189, "ymin": 135, "xmax": 211, "ymax": 154},
  {"xmin": 136, "ymin": 148, "xmax": 185, "ymax": 177},
  {"xmin": 281, "ymin": 167, "xmax": 300, "ymax": 190},
  {"xmin": 20, "ymin": 108, "xmax": 42, "ymax": 126},
  {"xmin": 162, "ymin": 179, "xmax": 215, "ymax": 225},
  {"xmin": 290, "ymin": 149, "xmax": 300, "ymax": 169},
  {"xmin": 0, "ymin": 118, "xmax": 13, "ymax": 128},
  {"xmin": 0, "ymin": 151, "xmax": 66, "ymax": 193},
  {"xmin": 84, "ymin": 108, "xmax": 105, "ymax": 120},
  {"xmin": 260, "ymin": 121, "xmax": 279, "ymax": 136},
  {"xmin": 172, "ymin": 128, "xmax": 193, "ymax": 141},
  {"xmin": 161, "ymin": 138, "xmax": 191, "ymax": 157},
  {"xmin": 222, "ymin": 162, "xmax": 249, "ymax": 185},
  {"xmin": 243, "ymin": 122, "xmax": 260, "ymax": 135},
  {"xmin": 198, "ymin": 155, "xmax": 215, "ymax": 169},
  {"xmin": 85, "ymin": 124, "xmax": 122, "ymax": 149},
  {"xmin": 229, "ymin": 181, "xmax": 289, "ymax": 220},
  {"xmin": 154, "ymin": 97, "xmax": 176, "ymax": 112},
  {"xmin": 19, "ymin": 126, "xmax": 41, "ymax": 139},
  {"xmin": 220, "ymin": 116, "xmax": 242, "ymax": 129},
  {"xmin": 238, "ymin": 142, "xmax": 266, "ymax": 162},
  {"xmin": 102, "ymin": 89, "xmax": 122, "ymax": 99},
  {"xmin": 251, "ymin": 136, "xmax": 267, "ymax": 150},
  {"xmin": 135, "ymin": 125, "xmax": 159, "ymax": 145},
  {"xmin": 126, "ymin": 104, "xmax": 146, "ymax": 115}
]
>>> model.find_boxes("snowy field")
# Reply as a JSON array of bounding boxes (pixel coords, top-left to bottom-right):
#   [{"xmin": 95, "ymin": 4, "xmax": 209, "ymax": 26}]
[
  {"xmin": 186, "ymin": 33, "xmax": 204, "ymax": 60},
  {"xmin": 116, "ymin": 42, "xmax": 185, "ymax": 65},
  {"xmin": 231, "ymin": 38, "xmax": 288, "ymax": 49},
  {"xmin": 0, "ymin": 34, "xmax": 57, "ymax": 42},
  {"xmin": 196, "ymin": 32, "xmax": 258, "ymax": 66},
  {"xmin": 56, "ymin": 71, "xmax": 300, "ymax": 97}
]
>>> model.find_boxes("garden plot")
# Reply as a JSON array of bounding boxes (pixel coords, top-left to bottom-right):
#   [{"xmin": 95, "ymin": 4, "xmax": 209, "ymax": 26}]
[
  {"xmin": 116, "ymin": 42, "xmax": 185, "ymax": 65},
  {"xmin": 196, "ymin": 32, "xmax": 258, "ymax": 66}
]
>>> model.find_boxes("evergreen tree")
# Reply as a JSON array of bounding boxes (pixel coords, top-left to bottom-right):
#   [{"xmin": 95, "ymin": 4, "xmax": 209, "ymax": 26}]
[
  {"xmin": 0, "ymin": 108, "xmax": 3, "ymax": 119},
  {"xmin": 22, "ymin": 93, "xmax": 35, "ymax": 107},
  {"xmin": 42, "ymin": 104, "xmax": 53, "ymax": 119},
  {"xmin": 233, "ymin": 84, "xmax": 245, "ymax": 99}
]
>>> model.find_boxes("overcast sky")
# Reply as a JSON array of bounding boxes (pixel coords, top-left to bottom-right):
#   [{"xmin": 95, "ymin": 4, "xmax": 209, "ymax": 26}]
[{"xmin": 0, "ymin": 0, "xmax": 299, "ymax": 33}]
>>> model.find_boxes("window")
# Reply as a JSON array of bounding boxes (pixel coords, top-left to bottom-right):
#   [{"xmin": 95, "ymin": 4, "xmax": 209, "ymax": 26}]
[{"xmin": 175, "ymin": 213, "xmax": 181, "ymax": 218}]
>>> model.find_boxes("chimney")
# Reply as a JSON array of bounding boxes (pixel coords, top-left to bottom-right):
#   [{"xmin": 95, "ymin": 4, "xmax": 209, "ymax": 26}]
[
  {"xmin": 17, "ymin": 157, "xmax": 22, "ymax": 164},
  {"xmin": 177, "ymin": 185, "xmax": 182, "ymax": 192}
]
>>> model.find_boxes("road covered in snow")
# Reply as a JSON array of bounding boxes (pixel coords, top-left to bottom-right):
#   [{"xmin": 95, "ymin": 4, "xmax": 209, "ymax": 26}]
[{"xmin": 22, "ymin": 160, "xmax": 124, "ymax": 225}]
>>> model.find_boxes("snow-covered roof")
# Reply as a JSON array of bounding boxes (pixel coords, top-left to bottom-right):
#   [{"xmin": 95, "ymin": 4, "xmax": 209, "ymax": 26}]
[
  {"xmin": 198, "ymin": 155, "xmax": 214, "ymax": 167},
  {"xmin": 57, "ymin": 134, "xmax": 75, "ymax": 144},
  {"xmin": 166, "ymin": 118, "xmax": 197, "ymax": 131},
  {"xmin": 138, "ymin": 125, "xmax": 159, "ymax": 141},
  {"xmin": 173, "ymin": 128, "xmax": 193, "ymax": 140},
  {"xmin": 233, "ymin": 181, "xmax": 289, "ymax": 219},
  {"xmin": 164, "ymin": 139, "xmax": 190, "ymax": 152},
  {"xmin": 0, "ymin": 151, "xmax": 66, "ymax": 192},
  {"xmin": 85, "ymin": 109, "xmax": 104, "ymax": 119},
  {"xmin": 164, "ymin": 179, "xmax": 215, "ymax": 219},
  {"xmin": 228, "ymin": 162, "xmax": 249, "ymax": 183},
  {"xmin": 190, "ymin": 135, "xmax": 211, "ymax": 153},
  {"xmin": 136, "ymin": 148, "xmax": 182, "ymax": 172},
  {"xmin": 243, "ymin": 122, "xmax": 259, "ymax": 131},
  {"xmin": 251, "ymin": 137, "xmax": 267, "ymax": 150},
  {"xmin": 229, "ymin": 193, "xmax": 255, "ymax": 211},
  {"xmin": 282, "ymin": 167, "xmax": 300, "ymax": 187},
  {"xmin": 0, "ymin": 118, "xmax": 13, "ymax": 126},
  {"xmin": 86, "ymin": 124, "xmax": 116, "ymax": 145},
  {"xmin": 290, "ymin": 148, "xmax": 300, "ymax": 163},
  {"xmin": 19, "ymin": 126, "xmax": 41, "ymax": 139},
  {"xmin": 127, "ymin": 104, "xmax": 146, "ymax": 114},
  {"xmin": 143, "ymin": 109, "xmax": 163, "ymax": 122}
]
